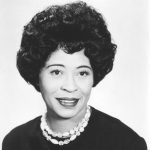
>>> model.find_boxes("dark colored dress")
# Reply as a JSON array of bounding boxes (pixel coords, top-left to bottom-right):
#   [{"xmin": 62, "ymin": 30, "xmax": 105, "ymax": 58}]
[{"xmin": 2, "ymin": 107, "xmax": 147, "ymax": 150}]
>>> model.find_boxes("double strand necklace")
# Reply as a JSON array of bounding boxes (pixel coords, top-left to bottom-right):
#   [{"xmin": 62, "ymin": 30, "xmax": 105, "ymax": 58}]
[{"xmin": 40, "ymin": 106, "xmax": 91, "ymax": 146}]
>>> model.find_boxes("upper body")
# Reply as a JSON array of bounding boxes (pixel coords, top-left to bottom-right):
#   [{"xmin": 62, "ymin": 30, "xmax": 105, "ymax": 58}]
[
  {"xmin": 3, "ymin": 1, "xmax": 147, "ymax": 150},
  {"xmin": 2, "ymin": 107, "xmax": 147, "ymax": 150}
]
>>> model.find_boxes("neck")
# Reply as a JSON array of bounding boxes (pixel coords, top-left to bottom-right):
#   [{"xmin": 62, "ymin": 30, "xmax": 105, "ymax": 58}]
[{"xmin": 46, "ymin": 106, "xmax": 87, "ymax": 133}]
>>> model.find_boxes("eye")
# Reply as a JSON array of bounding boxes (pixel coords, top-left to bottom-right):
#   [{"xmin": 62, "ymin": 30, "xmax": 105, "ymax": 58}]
[
  {"xmin": 50, "ymin": 70, "xmax": 62, "ymax": 76},
  {"xmin": 79, "ymin": 71, "xmax": 89, "ymax": 77}
]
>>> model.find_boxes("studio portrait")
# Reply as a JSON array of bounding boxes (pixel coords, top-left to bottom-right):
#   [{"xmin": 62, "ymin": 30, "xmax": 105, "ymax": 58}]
[{"xmin": 0, "ymin": 0, "xmax": 149, "ymax": 149}]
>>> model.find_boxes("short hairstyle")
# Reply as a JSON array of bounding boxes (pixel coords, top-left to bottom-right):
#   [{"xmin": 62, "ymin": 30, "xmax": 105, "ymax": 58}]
[{"xmin": 17, "ymin": 1, "xmax": 117, "ymax": 92}]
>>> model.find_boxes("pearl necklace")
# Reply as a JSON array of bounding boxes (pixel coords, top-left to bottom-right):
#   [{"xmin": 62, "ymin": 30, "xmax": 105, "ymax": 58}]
[{"xmin": 40, "ymin": 106, "xmax": 91, "ymax": 146}]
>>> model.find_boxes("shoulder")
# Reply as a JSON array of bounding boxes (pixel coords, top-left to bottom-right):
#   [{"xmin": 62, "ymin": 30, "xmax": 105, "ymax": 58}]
[
  {"xmin": 91, "ymin": 106, "xmax": 140, "ymax": 137},
  {"xmin": 2, "ymin": 116, "xmax": 41, "ymax": 149},
  {"xmin": 90, "ymin": 106, "xmax": 147, "ymax": 149}
]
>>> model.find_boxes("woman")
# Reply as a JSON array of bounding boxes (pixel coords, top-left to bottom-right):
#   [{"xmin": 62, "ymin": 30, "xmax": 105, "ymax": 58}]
[{"xmin": 2, "ymin": 1, "xmax": 147, "ymax": 149}]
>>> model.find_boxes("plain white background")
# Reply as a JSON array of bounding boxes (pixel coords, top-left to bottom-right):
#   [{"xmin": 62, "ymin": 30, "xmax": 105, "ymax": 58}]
[{"xmin": 0, "ymin": 0, "xmax": 149, "ymax": 149}]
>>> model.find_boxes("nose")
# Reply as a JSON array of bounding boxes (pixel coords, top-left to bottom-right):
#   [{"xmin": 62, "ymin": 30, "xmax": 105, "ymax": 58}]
[{"xmin": 61, "ymin": 74, "xmax": 78, "ymax": 93}]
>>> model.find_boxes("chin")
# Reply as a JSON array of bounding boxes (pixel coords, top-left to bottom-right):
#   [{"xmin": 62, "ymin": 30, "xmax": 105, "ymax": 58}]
[{"xmin": 55, "ymin": 106, "xmax": 81, "ymax": 119}]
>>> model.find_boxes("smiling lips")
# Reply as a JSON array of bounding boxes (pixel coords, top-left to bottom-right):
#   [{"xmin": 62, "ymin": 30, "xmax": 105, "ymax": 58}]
[{"xmin": 56, "ymin": 97, "xmax": 80, "ymax": 107}]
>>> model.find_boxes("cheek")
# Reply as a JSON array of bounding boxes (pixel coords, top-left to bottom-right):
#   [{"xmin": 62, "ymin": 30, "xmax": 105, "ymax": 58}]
[
  {"xmin": 81, "ymin": 84, "xmax": 92, "ymax": 96},
  {"xmin": 77, "ymin": 78, "xmax": 93, "ymax": 96},
  {"xmin": 39, "ymin": 78, "xmax": 60, "ymax": 96}
]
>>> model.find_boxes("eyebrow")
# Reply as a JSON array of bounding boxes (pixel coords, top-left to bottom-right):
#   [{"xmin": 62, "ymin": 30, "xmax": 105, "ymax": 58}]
[
  {"xmin": 77, "ymin": 65, "xmax": 92, "ymax": 70},
  {"xmin": 46, "ymin": 64, "xmax": 64, "ymax": 68},
  {"xmin": 46, "ymin": 64, "xmax": 92, "ymax": 70}
]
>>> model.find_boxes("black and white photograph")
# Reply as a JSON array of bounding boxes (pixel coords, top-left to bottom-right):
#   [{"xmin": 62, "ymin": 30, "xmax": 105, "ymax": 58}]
[{"xmin": 0, "ymin": 0, "xmax": 149, "ymax": 149}]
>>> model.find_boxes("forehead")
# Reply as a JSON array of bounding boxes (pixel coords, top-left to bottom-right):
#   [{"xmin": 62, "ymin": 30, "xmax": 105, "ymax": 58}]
[{"xmin": 45, "ymin": 49, "xmax": 91, "ymax": 67}]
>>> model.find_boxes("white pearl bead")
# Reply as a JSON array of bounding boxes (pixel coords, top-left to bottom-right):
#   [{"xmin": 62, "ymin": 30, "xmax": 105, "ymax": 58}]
[
  {"xmin": 52, "ymin": 132, "xmax": 57, "ymax": 137},
  {"xmin": 82, "ymin": 121, "xmax": 87, "ymax": 127},
  {"xmin": 70, "ymin": 129, "xmax": 75, "ymax": 135},
  {"xmin": 64, "ymin": 139, "xmax": 70, "ymax": 144},
  {"xmin": 70, "ymin": 135, "xmax": 76, "ymax": 141},
  {"xmin": 85, "ymin": 113, "xmax": 90, "ymax": 119},
  {"xmin": 76, "ymin": 131, "xmax": 80, "ymax": 136},
  {"xmin": 63, "ymin": 132, "xmax": 70, "ymax": 137},
  {"xmin": 59, "ymin": 141, "xmax": 64, "ymax": 145},
  {"xmin": 51, "ymin": 138, "xmax": 59, "ymax": 144},
  {"xmin": 57, "ymin": 133, "xmax": 63, "ymax": 138},
  {"xmin": 79, "ymin": 127, "xmax": 84, "ymax": 132}
]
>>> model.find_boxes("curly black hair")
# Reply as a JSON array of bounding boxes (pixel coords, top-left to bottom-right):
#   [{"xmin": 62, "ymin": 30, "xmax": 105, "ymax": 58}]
[{"xmin": 17, "ymin": 1, "xmax": 117, "ymax": 92}]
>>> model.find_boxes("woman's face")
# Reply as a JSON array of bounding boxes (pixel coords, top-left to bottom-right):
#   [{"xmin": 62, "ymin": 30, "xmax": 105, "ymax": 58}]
[{"xmin": 39, "ymin": 49, "xmax": 93, "ymax": 120}]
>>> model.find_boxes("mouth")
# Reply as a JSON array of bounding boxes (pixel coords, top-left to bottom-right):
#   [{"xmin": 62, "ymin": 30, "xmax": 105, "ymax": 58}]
[{"xmin": 56, "ymin": 97, "xmax": 80, "ymax": 107}]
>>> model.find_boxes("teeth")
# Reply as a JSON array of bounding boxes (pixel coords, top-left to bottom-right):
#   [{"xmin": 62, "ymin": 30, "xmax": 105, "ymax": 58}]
[
  {"xmin": 57, "ymin": 98, "xmax": 79, "ymax": 107},
  {"xmin": 61, "ymin": 101, "xmax": 75, "ymax": 105},
  {"xmin": 59, "ymin": 100, "xmax": 77, "ymax": 103}
]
